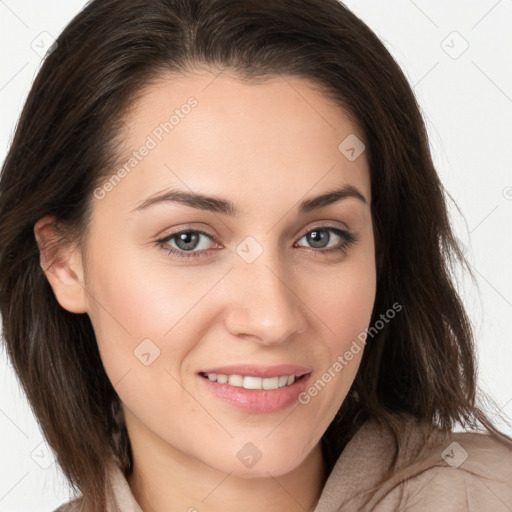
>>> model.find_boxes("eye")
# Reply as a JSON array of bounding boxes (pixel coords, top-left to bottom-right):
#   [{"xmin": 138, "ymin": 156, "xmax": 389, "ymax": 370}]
[
  {"xmin": 156, "ymin": 226, "xmax": 358, "ymax": 260},
  {"xmin": 294, "ymin": 226, "xmax": 358, "ymax": 256},
  {"xmin": 157, "ymin": 229, "xmax": 219, "ymax": 259}
]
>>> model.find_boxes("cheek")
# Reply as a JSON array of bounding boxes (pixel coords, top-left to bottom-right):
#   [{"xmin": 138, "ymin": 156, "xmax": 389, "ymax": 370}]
[
  {"xmin": 86, "ymin": 236, "xmax": 194, "ymax": 333},
  {"xmin": 84, "ymin": 249, "xmax": 200, "ymax": 429},
  {"xmin": 314, "ymin": 254, "xmax": 376, "ymax": 348},
  {"xmin": 83, "ymin": 237, "xmax": 231, "ymax": 393},
  {"xmin": 298, "ymin": 253, "xmax": 376, "ymax": 418},
  {"xmin": 83, "ymin": 241, "xmax": 175, "ymax": 376}
]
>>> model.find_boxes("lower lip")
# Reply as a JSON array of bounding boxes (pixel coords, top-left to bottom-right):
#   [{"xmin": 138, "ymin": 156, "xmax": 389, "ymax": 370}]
[{"xmin": 198, "ymin": 373, "xmax": 311, "ymax": 413}]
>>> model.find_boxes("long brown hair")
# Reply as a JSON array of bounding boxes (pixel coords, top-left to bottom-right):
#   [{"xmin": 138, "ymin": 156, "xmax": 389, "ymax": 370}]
[{"xmin": 1, "ymin": 0, "xmax": 510, "ymax": 509}]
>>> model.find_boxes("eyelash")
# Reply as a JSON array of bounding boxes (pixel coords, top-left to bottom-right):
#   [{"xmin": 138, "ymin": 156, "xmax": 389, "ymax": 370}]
[{"xmin": 156, "ymin": 226, "xmax": 358, "ymax": 260}]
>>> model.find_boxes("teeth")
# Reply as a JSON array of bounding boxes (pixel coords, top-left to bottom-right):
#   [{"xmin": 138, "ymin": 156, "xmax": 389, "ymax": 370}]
[
  {"xmin": 203, "ymin": 373, "xmax": 297, "ymax": 390},
  {"xmin": 278, "ymin": 375, "xmax": 289, "ymax": 387},
  {"xmin": 228, "ymin": 374, "xmax": 243, "ymax": 387}
]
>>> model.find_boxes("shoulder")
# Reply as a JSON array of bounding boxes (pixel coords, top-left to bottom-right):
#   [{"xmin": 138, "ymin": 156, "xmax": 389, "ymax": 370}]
[
  {"xmin": 319, "ymin": 414, "xmax": 512, "ymax": 511},
  {"xmin": 378, "ymin": 421, "xmax": 512, "ymax": 511}
]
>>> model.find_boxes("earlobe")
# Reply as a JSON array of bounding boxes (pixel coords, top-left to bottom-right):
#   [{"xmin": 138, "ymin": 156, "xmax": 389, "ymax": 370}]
[{"xmin": 33, "ymin": 215, "xmax": 88, "ymax": 314}]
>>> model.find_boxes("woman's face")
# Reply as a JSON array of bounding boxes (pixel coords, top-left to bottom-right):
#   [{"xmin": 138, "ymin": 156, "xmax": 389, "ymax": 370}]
[{"xmin": 81, "ymin": 70, "xmax": 376, "ymax": 477}]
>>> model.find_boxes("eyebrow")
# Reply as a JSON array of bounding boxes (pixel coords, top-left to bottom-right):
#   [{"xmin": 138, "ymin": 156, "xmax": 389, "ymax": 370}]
[{"xmin": 131, "ymin": 184, "xmax": 367, "ymax": 216}]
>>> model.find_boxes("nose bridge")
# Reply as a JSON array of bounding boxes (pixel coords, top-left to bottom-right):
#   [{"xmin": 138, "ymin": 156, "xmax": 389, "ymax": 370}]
[{"xmin": 224, "ymin": 237, "xmax": 307, "ymax": 344}]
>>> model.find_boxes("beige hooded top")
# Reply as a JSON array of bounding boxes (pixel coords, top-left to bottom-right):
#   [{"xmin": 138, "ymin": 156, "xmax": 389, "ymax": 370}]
[{"xmin": 55, "ymin": 415, "xmax": 512, "ymax": 511}]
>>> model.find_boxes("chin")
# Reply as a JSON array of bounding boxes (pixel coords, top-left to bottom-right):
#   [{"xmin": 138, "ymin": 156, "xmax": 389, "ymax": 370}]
[{"xmin": 204, "ymin": 448, "xmax": 309, "ymax": 479}]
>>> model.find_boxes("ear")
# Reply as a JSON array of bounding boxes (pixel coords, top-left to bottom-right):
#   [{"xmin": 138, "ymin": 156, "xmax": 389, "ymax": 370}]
[{"xmin": 33, "ymin": 215, "xmax": 88, "ymax": 314}]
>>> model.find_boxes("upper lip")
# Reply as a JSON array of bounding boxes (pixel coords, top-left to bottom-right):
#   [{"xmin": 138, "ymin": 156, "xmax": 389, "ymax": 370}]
[{"xmin": 198, "ymin": 364, "xmax": 313, "ymax": 378}]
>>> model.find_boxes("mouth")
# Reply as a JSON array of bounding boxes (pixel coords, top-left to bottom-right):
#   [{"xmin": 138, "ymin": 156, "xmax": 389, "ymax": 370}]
[
  {"xmin": 197, "ymin": 367, "xmax": 313, "ymax": 413},
  {"xmin": 199, "ymin": 371, "xmax": 309, "ymax": 390}
]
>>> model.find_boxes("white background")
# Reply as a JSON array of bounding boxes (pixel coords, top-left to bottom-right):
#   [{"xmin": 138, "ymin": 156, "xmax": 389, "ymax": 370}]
[{"xmin": 0, "ymin": 1, "xmax": 511, "ymax": 510}]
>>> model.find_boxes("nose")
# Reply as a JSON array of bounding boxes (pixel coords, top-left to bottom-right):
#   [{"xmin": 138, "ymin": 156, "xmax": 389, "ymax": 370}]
[{"xmin": 223, "ymin": 247, "xmax": 308, "ymax": 346}]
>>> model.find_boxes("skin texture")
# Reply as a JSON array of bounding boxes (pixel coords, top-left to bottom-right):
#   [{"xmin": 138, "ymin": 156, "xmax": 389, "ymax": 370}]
[{"xmin": 34, "ymin": 69, "xmax": 376, "ymax": 512}]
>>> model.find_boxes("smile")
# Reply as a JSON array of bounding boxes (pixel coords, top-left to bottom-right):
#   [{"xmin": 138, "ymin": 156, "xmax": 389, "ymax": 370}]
[{"xmin": 200, "ymin": 372, "xmax": 299, "ymax": 390}]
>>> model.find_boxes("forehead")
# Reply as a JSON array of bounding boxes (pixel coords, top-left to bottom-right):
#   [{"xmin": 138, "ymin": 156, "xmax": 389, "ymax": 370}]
[{"xmin": 101, "ymin": 70, "xmax": 371, "ymax": 214}]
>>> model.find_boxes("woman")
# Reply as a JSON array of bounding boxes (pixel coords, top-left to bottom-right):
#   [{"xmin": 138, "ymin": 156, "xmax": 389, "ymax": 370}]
[{"xmin": 0, "ymin": 0, "xmax": 511, "ymax": 510}]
